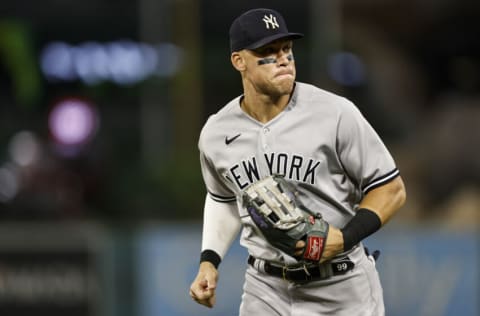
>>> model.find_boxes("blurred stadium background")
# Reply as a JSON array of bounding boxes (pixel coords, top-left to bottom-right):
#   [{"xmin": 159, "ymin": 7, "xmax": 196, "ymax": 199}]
[{"xmin": 0, "ymin": 0, "xmax": 478, "ymax": 315}]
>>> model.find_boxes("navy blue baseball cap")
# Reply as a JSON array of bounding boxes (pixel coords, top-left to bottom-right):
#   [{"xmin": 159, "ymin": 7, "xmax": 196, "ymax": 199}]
[{"xmin": 229, "ymin": 8, "xmax": 304, "ymax": 53}]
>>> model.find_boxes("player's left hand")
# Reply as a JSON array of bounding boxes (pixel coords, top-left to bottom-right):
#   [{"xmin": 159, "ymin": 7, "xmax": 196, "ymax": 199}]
[{"xmin": 295, "ymin": 226, "xmax": 344, "ymax": 263}]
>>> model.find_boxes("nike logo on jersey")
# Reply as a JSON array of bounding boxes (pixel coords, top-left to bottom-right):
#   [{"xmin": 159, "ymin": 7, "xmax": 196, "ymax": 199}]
[{"xmin": 225, "ymin": 133, "xmax": 241, "ymax": 145}]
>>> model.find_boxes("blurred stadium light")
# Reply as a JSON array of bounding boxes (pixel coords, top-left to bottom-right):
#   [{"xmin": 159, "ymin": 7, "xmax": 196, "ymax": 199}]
[
  {"xmin": 48, "ymin": 98, "xmax": 98, "ymax": 146},
  {"xmin": 8, "ymin": 131, "xmax": 41, "ymax": 167},
  {"xmin": 327, "ymin": 51, "xmax": 367, "ymax": 86},
  {"xmin": 40, "ymin": 41, "xmax": 183, "ymax": 85},
  {"xmin": 48, "ymin": 97, "xmax": 99, "ymax": 157}
]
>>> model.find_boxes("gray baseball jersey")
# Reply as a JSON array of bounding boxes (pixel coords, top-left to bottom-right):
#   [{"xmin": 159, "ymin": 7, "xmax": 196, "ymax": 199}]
[{"xmin": 199, "ymin": 81, "xmax": 399, "ymax": 265}]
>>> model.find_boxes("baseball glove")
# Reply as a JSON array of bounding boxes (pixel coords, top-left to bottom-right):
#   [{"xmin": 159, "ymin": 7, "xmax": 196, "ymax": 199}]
[{"xmin": 242, "ymin": 174, "xmax": 329, "ymax": 262}]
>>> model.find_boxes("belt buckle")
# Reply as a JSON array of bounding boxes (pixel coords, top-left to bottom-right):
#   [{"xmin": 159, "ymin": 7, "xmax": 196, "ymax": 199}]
[{"xmin": 282, "ymin": 265, "xmax": 299, "ymax": 282}]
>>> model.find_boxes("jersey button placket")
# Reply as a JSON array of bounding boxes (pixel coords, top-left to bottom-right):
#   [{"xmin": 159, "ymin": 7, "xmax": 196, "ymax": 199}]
[{"xmin": 261, "ymin": 127, "xmax": 270, "ymax": 150}]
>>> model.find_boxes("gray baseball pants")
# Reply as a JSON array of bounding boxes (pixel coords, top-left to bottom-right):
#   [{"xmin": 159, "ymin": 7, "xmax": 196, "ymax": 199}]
[{"xmin": 239, "ymin": 244, "xmax": 385, "ymax": 316}]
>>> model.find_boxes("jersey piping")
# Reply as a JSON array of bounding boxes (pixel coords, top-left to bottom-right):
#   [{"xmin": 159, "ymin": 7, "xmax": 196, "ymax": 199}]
[{"xmin": 362, "ymin": 168, "xmax": 400, "ymax": 194}]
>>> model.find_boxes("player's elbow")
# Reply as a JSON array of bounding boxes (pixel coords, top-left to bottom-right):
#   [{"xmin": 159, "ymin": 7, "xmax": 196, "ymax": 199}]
[{"xmin": 391, "ymin": 176, "xmax": 407, "ymax": 210}]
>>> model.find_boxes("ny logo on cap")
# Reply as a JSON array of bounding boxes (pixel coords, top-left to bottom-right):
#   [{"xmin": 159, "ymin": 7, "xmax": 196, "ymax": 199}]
[{"xmin": 262, "ymin": 14, "xmax": 279, "ymax": 29}]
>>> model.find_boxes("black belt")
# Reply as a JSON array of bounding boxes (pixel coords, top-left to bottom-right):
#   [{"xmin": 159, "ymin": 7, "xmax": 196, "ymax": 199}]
[{"xmin": 248, "ymin": 255, "xmax": 355, "ymax": 283}]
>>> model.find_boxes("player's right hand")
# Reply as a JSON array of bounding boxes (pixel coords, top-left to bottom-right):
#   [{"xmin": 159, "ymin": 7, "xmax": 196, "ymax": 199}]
[
  {"xmin": 294, "ymin": 226, "xmax": 344, "ymax": 263},
  {"xmin": 189, "ymin": 261, "xmax": 218, "ymax": 308}
]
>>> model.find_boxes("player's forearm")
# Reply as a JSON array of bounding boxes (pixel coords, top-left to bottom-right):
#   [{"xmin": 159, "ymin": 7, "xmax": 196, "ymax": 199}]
[
  {"xmin": 200, "ymin": 194, "xmax": 242, "ymax": 267},
  {"xmin": 341, "ymin": 176, "xmax": 406, "ymax": 251},
  {"xmin": 358, "ymin": 176, "xmax": 406, "ymax": 224}
]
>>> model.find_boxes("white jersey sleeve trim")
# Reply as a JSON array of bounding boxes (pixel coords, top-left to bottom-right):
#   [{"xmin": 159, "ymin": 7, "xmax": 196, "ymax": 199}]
[
  {"xmin": 201, "ymin": 193, "xmax": 242, "ymax": 259},
  {"xmin": 362, "ymin": 168, "xmax": 400, "ymax": 194}
]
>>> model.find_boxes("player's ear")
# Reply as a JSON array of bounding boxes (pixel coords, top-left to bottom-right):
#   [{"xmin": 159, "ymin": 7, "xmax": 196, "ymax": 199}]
[{"xmin": 231, "ymin": 52, "xmax": 246, "ymax": 71}]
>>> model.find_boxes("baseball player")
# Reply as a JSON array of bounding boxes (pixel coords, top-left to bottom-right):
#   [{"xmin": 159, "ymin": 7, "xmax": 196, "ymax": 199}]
[{"xmin": 189, "ymin": 8, "xmax": 406, "ymax": 316}]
